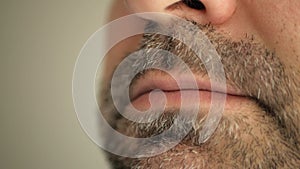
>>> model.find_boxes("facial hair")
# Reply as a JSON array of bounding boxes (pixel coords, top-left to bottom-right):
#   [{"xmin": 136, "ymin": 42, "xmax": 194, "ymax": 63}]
[{"xmin": 99, "ymin": 19, "xmax": 300, "ymax": 168}]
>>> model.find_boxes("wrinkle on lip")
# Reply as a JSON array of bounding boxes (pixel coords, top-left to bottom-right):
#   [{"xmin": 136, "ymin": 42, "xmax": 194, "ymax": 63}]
[
  {"xmin": 130, "ymin": 88, "xmax": 252, "ymax": 113},
  {"xmin": 131, "ymin": 88, "xmax": 246, "ymax": 103},
  {"xmin": 129, "ymin": 70, "xmax": 245, "ymax": 102}
]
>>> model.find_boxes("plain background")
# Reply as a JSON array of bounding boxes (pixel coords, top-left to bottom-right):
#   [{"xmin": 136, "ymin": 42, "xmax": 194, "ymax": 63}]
[{"xmin": 0, "ymin": 0, "xmax": 113, "ymax": 168}]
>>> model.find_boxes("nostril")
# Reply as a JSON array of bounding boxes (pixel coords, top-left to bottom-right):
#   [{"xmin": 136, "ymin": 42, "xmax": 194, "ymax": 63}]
[{"xmin": 182, "ymin": 0, "xmax": 205, "ymax": 10}]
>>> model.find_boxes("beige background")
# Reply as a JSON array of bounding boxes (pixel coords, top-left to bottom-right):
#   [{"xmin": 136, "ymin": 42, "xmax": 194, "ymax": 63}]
[{"xmin": 0, "ymin": 0, "xmax": 113, "ymax": 168}]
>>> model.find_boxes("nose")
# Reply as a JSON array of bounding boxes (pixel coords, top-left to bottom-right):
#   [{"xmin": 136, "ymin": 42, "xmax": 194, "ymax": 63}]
[{"xmin": 125, "ymin": 0, "xmax": 237, "ymax": 25}]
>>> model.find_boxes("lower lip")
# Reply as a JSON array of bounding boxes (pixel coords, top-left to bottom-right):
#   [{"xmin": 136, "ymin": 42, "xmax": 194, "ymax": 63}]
[{"xmin": 130, "ymin": 90, "xmax": 249, "ymax": 111}]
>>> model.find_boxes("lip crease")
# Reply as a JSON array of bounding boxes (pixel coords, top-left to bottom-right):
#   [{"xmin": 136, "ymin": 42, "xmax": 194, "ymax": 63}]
[{"xmin": 130, "ymin": 71, "xmax": 246, "ymax": 102}]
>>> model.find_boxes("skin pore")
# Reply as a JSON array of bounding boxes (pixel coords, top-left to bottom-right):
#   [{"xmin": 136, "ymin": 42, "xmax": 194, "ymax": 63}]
[{"xmin": 99, "ymin": 0, "xmax": 300, "ymax": 168}]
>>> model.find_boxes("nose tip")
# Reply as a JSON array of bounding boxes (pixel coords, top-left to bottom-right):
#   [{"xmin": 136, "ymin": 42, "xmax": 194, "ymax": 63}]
[
  {"xmin": 125, "ymin": 0, "xmax": 237, "ymax": 25},
  {"xmin": 201, "ymin": 0, "xmax": 237, "ymax": 24}
]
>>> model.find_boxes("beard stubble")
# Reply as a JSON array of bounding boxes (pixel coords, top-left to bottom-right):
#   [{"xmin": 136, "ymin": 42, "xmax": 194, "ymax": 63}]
[{"xmin": 100, "ymin": 19, "xmax": 300, "ymax": 168}]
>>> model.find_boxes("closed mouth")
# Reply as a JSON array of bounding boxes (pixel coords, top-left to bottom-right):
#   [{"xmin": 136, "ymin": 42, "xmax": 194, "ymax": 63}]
[{"xmin": 130, "ymin": 70, "xmax": 246, "ymax": 103}]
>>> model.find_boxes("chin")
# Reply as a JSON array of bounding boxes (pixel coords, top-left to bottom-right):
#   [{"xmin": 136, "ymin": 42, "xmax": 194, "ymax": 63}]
[{"xmin": 109, "ymin": 101, "xmax": 300, "ymax": 169}]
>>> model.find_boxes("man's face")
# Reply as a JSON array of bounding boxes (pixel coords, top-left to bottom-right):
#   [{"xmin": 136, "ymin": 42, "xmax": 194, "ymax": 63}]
[{"xmin": 100, "ymin": 0, "xmax": 300, "ymax": 168}]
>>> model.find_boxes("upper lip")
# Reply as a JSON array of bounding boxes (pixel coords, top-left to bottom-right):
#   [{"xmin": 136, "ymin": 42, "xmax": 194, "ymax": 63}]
[{"xmin": 129, "ymin": 70, "xmax": 246, "ymax": 101}]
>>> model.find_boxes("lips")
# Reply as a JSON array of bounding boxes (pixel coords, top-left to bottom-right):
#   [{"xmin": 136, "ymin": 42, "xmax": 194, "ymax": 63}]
[{"xmin": 129, "ymin": 70, "xmax": 247, "ymax": 110}]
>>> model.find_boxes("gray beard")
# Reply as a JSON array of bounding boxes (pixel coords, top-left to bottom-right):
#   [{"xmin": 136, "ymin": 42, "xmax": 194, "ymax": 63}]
[{"xmin": 99, "ymin": 19, "xmax": 300, "ymax": 168}]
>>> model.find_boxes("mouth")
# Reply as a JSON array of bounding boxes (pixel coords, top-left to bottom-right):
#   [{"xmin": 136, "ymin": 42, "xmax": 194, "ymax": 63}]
[{"xmin": 129, "ymin": 70, "xmax": 249, "ymax": 111}]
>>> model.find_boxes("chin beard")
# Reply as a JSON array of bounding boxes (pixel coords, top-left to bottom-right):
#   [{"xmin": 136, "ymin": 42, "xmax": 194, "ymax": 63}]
[{"xmin": 103, "ymin": 100, "xmax": 298, "ymax": 169}]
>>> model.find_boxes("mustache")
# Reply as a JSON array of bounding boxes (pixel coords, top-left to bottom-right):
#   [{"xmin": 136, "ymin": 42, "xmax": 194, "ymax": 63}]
[
  {"xmin": 111, "ymin": 19, "xmax": 295, "ymax": 143},
  {"xmin": 129, "ymin": 21, "xmax": 292, "ymax": 112}
]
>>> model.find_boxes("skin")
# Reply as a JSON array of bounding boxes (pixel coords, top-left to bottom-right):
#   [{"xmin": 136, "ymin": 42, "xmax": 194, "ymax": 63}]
[{"xmin": 100, "ymin": 0, "xmax": 300, "ymax": 168}]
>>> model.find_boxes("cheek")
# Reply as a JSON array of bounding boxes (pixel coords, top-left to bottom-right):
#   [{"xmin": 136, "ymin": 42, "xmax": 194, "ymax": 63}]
[
  {"xmin": 125, "ymin": 0, "xmax": 166, "ymax": 13},
  {"xmin": 244, "ymin": 1, "xmax": 300, "ymax": 76},
  {"xmin": 102, "ymin": 35, "xmax": 142, "ymax": 86},
  {"xmin": 103, "ymin": 0, "xmax": 144, "ymax": 85}
]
